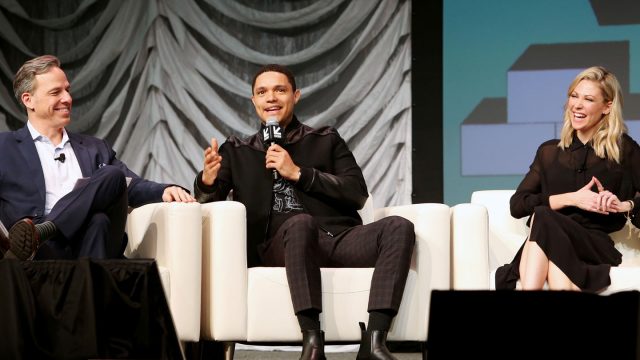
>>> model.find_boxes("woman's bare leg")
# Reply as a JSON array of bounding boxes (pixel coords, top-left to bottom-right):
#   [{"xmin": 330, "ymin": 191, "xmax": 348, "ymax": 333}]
[
  {"xmin": 518, "ymin": 215, "xmax": 548, "ymax": 290},
  {"xmin": 519, "ymin": 240, "xmax": 548, "ymax": 290},
  {"xmin": 547, "ymin": 261, "xmax": 579, "ymax": 291}
]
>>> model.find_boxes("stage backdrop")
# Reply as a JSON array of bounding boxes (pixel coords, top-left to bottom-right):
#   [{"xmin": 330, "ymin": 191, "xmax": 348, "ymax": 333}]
[
  {"xmin": 445, "ymin": 0, "xmax": 640, "ymax": 205},
  {"xmin": 0, "ymin": 0, "xmax": 412, "ymax": 208}
]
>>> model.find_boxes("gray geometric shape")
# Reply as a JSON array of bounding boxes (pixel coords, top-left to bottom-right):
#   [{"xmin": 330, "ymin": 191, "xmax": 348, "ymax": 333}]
[
  {"xmin": 461, "ymin": 123, "xmax": 556, "ymax": 176},
  {"xmin": 510, "ymin": 41, "xmax": 630, "ymax": 93},
  {"xmin": 508, "ymin": 69, "xmax": 580, "ymax": 124},
  {"xmin": 590, "ymin": 0, "xmax": 640, "ymax": 25},
  {"xmin": 463, "ymin": 98, "xmax": 507, "ymax": 125},
  {"xmin": 626, "ymin": 94, "xmax": 640, "ymax": 120}
]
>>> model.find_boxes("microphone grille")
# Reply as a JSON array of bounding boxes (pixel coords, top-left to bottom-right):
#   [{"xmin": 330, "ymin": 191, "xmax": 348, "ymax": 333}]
[{"xmin": 266, "ymin": 117, "xmax": 278, "ymax": 126}]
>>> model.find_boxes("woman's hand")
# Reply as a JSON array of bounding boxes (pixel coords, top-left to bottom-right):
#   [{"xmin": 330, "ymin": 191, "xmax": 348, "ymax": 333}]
[
  {"xmin": 591, "ymin": 176, "xmax": 633, "ymax": 213},
  {"xmin": 572, "ymin": 177, "xmax": 611, "ymax": 214}
]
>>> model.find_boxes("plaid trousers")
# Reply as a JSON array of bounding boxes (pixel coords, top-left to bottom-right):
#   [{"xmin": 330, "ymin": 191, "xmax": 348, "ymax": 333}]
[{"xmin": 261, "ymin": 213, "xmax": 415, "ymax": 313}]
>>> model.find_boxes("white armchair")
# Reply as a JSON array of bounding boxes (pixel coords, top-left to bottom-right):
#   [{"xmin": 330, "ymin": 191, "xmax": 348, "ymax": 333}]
[
  {"xmin": 452, "ymin": 190, "xmax": 640, "ymax": 292},
  {"xmin": 124, "ymin": 202, "xmax": 202, "ymax": 342},
  {"xmin": 199, "ymin": 197, "xmax": 450, "ymax": 359}
]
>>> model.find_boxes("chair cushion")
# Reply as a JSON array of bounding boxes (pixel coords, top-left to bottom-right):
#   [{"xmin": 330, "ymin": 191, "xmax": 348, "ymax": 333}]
[{"xmin": 246, "ymin": 267, "xmax": 420, "ymax": 342}]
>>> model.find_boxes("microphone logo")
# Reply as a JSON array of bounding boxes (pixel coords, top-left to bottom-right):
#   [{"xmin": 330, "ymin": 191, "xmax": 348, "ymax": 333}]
[
  {"xmin": 264, "ymin": 117, "xmax": 282, "ymax": 146},
  {"xmin": 273, "ymin": 126, "xmax": 282, "ymax": 139}
]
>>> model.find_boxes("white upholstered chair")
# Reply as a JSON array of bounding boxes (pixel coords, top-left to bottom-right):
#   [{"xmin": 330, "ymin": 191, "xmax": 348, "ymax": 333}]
[
  {"xmin": 199, "ymin": 197, "xmax": 451, "ymax": 359},
  {"xmin": 124, "ymin": 202, "xmax": 202, "ymax": 343},
  {"xmin": 451, "ymin": 190, "xmax": 640, "ymax": 292}
]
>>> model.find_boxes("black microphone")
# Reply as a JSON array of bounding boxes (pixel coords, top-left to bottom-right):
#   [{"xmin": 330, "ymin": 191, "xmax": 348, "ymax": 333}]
[
  {"xmin": 263, "ymin": 117, "xmax": 282, "ymax": 180},
  {"xmin": 54, "ymin": 153, "xmax": 66, "ymax": 163}
]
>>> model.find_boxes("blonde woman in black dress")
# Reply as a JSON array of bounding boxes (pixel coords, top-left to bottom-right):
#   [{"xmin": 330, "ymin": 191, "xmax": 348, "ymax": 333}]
[{"xmin": 496, "ymin": 66, "xmax": 640, "ymax": 292}]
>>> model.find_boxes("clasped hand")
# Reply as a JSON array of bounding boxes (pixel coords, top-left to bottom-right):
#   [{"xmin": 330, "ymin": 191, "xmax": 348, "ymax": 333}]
[{"xmin": 574, "ymin": 176, "xmax": 627, "ymax": 214}]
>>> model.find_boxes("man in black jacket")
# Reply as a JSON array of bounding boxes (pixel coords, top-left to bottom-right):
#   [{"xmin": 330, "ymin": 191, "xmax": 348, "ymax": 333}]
[{"xmin": 194, "ymin": 64, "xmax": 414, "ymax": 360}]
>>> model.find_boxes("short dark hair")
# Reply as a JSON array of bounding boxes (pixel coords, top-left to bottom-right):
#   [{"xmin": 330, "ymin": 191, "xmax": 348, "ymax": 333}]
[
  {"xmin": 13, "ymin": 55, "xmax": 61, "ymax": 106},
  {"xmin": 251, "ymin": 64, "xmax": 297, "ymax": 94}
]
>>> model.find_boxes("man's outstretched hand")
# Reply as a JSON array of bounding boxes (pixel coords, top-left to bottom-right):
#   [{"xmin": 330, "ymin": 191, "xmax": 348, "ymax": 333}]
[{"xmin": 162, "ymin": 186, "xmax": 196, "ymax": 202}]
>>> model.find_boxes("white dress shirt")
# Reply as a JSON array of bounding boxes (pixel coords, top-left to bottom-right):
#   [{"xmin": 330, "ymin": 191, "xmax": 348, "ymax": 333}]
[{"xmin": 27, "ymin": 121, "xmax": 84, "ymax": 216}]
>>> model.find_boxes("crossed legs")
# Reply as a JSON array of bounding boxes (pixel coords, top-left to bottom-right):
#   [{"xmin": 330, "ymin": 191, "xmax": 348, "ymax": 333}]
[
  {"xmin": 38, "ymin": 165, "xmax": 128, "ymax": 259},
  {"xmin": 519, "ymin": 214, "xmax": 579, "ymax": 291}
]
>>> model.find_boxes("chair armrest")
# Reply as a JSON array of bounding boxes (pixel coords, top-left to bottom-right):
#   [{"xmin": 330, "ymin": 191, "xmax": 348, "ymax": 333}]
[
  {"xmin": 451, "ymin": 203, "xmax": 489, "ymax": 289},
  {"xmin": 374, "ymin": 202, "xmax": 451, "ymax": 286},
  {"xmin": 201, "ymin": 201, "xmax": 248, "ymax": 340},
  {"xmin": 125, "ymin": 202, "xmax": 202, "ymax": 342},
  {"xmin": 374, "ymin": 202, "xmax": 450, "ymax": 337}
]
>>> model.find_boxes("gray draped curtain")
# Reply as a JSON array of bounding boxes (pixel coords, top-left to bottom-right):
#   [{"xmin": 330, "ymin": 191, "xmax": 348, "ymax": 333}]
[{"xmin": 0, "ymin": 0, "xmax": 412, "ymax": 208}]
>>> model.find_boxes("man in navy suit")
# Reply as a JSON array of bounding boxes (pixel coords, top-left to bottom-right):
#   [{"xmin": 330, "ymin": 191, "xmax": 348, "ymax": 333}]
[{"xmin": 0, "ymin": 54, "xmax": 195, "ymax": 260}]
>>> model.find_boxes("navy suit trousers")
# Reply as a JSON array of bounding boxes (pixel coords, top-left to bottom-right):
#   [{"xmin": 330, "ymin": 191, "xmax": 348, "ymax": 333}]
[{"xmin": 35, "ymin": 165, "xmax": 128, "ymax": 259}]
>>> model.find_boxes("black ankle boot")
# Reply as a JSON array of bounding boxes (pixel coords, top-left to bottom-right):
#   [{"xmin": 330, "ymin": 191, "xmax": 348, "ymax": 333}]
[
  {"xmin": 356, "ymin": 322, "xmax": 397, "ymax": 360},
  {"xmin": 300, "ymin": 329, "xmax": 326, "ymax": 360}
]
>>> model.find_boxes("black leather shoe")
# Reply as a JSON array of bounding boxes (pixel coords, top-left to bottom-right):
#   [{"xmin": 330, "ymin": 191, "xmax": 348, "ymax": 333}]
[
  {"xmin": 356, "ymin": 322, "xmax": 397, "ymax": 360},
  {"xmin": 4, "ymin": 218, "xmax": 40, "ymax": 260},
  {"xmin": 299, "ymin": 329, "xmax": 326, "ymax": 360}
]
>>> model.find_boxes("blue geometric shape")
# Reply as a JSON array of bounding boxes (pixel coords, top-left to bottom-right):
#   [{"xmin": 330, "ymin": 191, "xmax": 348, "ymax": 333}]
[
  {"xmin": 461, "ymin": 41, "xmax": 639, "ymax": 176},
  {"xmin": 626, "ymin": 120, "xmax": 640, "ymax": 140},
  {"xmin": 507, "ymin": 69, "xmax": 581, "ymax": 124},
  {"xmin": 461, "ymin": 123, "xmax": 556, "ymax": 175}
]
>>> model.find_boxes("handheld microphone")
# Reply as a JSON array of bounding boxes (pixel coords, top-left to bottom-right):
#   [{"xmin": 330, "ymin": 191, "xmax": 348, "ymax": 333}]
[
  {"xmin": 263, "ymin": 117, "xmax": 282, "ymax": 180},
  {"xmin": 54, "ymin": 153, "xmax": 66, "ymax": 163}
]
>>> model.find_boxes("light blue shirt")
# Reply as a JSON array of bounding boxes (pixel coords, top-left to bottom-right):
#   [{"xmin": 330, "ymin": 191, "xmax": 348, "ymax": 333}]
[{"xmin": 27, "ymin": 121, "xmax": 84, "ymax": 215}]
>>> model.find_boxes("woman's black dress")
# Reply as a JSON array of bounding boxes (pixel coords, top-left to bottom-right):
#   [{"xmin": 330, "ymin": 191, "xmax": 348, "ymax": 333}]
[{"xmin": 495, "ymin": 133, "xmax": 640, "ymax": 292}]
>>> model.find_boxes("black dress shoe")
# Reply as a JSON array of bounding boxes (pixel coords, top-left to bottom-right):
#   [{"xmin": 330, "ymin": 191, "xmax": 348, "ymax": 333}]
[
  {"xmin": 356, "ymin": 322, "xmax": 397, "ymax": 360},
  {"xmin": 4, "ymin": 218, "xmax": 40, "ymax": 260},
  {"xmin": 299, "ymin": 329, "xmax": 326, "ymax": 360}
]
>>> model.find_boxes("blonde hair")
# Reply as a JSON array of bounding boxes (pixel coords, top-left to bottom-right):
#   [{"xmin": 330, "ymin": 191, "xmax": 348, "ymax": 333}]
[
  {"xmin": 558, "ymin": 66, "xmax": 626, "ymax": 163},
  {"xmin": 13, "ymin": 55, "xmax": 61, "ymax": 109}
]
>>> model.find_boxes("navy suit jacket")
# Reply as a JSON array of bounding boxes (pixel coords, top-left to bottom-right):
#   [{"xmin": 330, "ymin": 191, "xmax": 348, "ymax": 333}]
[{"xmin": 0, "ymin": 126, "xmax": 167, "ymax": 228}]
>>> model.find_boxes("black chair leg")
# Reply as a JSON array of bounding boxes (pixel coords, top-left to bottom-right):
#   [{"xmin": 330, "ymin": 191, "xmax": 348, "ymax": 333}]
[
  {"xmin": 183, "ymin": 340, "xmax": 226, "ymax": 360},
  {"xmin": 182, "ymin": 341, "xmax": 200, "ymax": 360}
]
